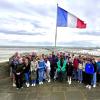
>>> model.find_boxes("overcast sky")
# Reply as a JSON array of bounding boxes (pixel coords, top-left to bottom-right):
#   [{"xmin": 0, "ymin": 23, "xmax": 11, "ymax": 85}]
[{"xmin": 0, "ymin": 0, "xmax": 100, "ymax": 47}]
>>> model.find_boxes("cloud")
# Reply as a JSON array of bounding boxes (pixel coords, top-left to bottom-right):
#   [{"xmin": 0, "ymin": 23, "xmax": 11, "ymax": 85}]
[
  {"xmin": 0, "ymin": 0, "xmax": 100, "ymax": 46},
  {"xmin": 0, "ymin": 32, "xmax": 55, "ymax": 44},
  {"xmin": 0, "ymin": 0, "xmax": 56, "ymax": 18},
  {"xmin": 0, "ymin": 29, "xmax": 44, "ymax": 35},
  {"xmin": 77, "ymin": 31, "xmax": 100, "ymax": 36},
  {"xmin": 0, "ymin": 39, "xmax": 53, "ymax": 46},
  {"xmin": 57, "ymin": 41, "xmax": 96, "ymax": 47},
  {"xmin": 0, "ymin": 17, "xmax": 51, "ymax": 35},
  {"xmin": 0, "ymin": 0, "xmax": 16, "ymax": 10}
]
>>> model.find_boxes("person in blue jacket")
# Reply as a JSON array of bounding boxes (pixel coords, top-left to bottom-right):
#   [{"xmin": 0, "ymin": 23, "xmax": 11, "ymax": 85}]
[{"xmin": 85, "ymin": 59, "xmax": 94, "ymax": 90}]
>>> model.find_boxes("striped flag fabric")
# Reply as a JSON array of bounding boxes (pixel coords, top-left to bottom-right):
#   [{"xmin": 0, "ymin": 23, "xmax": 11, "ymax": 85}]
[{"xmin": 57, "ymin": 6, "xmax": 86, "ymax": 28}]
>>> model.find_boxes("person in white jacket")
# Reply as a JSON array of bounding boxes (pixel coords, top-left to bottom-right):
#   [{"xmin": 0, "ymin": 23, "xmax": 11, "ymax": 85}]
[{"xmin": 45, "ymin": 57, "xmax": 51, "ymax": 82}]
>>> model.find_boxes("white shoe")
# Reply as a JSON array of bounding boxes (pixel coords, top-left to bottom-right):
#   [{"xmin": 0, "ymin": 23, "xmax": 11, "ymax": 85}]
[
  {"xmin": 93, "ymin": 85, "xmax": 96, "ymax": 88},
  {"xmin": 26, "ymin": 82, "xmax": 28, "ymax": 85},
  {"xmin": 33, "ymin": 83, "xmax": 36, "ymax": 86},
  {"xmin": 70, "ymin": 82, "xmax": 71, "ymax": 84},
  {"xmin": 27, "ymin": 83, "xmax": 30, "ymax": 87},
  {"xmin": 88, "ymin": 85, "xmax": 91, "ymax": 90},
  {"xmin": 13, "ymin": 83, "xmax": 16, "ymax": 87},
  {"xmin": 41, "ymin": 82, "xmax": 43, "ymax": 84},
  {"xmin": 31, "ymin": 84, "xmax": 34, "ymax": 87},
  {"xmin": 86, "ymin": 85, "xmax": 89, "ymax": 88},
  {"xmin": 78, "ymin": 81, "xmax": 80, "ymax": 83},
  {"xmin": 39, "ymin": 82, "xmax": 42, "ymax": 85},
  {"xmin": 69, "ymin": 81, "xmax": 71, "ymax": 85},
  {"xmin": 48, "ymin": 79, "xmax": 51, "ymax": 83}
]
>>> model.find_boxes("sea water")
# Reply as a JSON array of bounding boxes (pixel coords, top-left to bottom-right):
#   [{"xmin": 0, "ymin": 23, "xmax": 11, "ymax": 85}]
[{"xmin": 0, "ymin": 46, "xmax": 52, "ymax": 62}]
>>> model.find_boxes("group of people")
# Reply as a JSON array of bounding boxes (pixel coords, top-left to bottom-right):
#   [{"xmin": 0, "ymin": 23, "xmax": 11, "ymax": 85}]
[{"xmin": 9, "ymin": 51, "xmax": 100, "ymax": 90}]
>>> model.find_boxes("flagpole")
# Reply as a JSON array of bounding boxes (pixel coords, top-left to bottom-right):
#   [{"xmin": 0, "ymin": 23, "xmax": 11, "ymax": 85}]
[
  {"xmin": 55, "ymin": 4, "xmax": 58, "ymax": 48},
  {"xmin": 55, "ymin": 24, "xmax": 57, "ymax": 47}
]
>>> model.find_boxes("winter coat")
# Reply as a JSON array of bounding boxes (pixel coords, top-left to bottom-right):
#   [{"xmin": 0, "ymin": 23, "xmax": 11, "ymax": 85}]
[
  {"xmin": 67, "ymin": 62, "xmax": 73, "ymax": 76},
  {"xmin": 85, "ymin": 62, "xmax": 94, "ymax": 74},
  {"xmin": 73, "ymin": 58, "xmax": 79, "ymax": 70},
  {"xmin": 57, "ymin": 59, "xmax": 67, "ymax": 72}
]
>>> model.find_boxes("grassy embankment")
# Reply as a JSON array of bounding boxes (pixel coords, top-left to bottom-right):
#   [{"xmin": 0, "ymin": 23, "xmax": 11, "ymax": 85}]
[{"xmin": 0, "ymin": 62, "xmax": 9, "ymax": 79}]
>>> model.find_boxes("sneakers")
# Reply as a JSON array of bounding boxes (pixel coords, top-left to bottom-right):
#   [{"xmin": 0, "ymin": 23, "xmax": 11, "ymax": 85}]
[
  {"xmin": 93, "ymin": 85, "xmax": 96, "ymax": 88},
  {"xmin": 86, "ymin": 85, "xmax": 91, "ymax": 90},
  {"xmin": 33, "ymin": 83, "xmax": 36, "ymax": 86},
  {"xmin": 68, "ymin": 80, "xmax": 71, "ymax": 85},
  {"xmin": 13, "ymin": 83, "xmax": 16, "ymax": 87},
  {"xmin": 41, "ymin": 82, "xmax": 43, "ymax": 84},
  {"xmin": 26, "ymin": 83, "xmax": 30, "ymax": 87},
  {"xmin": 88, "ymin": 85, "xmax": 91, "ymax": 90},
  {"xmin": 31, "ymin": 84, "xmax": 34, "ymax": 86},
  {"xmin": 48, "ymin": 79, "xmax": 51, "ymax": 83},
  {"xmin": 78, "ymin": 81, "xmax": 82, "ymax": 84},
  {"xmin": 39, "ymin": 82, "xmax": 43, "ymax": 85},
  {"xmin": 86, "ymin": 85, "xmax": 89, "ymax": 88},
  {"xmin": 31, "ymin": 83, "xmax": 36, "ymax": 86},
  {"xmin": 69, "ymin": 81, "xmax": 71, "ymax": 85}
]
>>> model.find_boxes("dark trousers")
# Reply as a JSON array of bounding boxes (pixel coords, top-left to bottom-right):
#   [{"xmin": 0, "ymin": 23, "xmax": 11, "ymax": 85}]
[
  {"xmin": 97, "ymin": 74, "xmax": 100, "ymax": 82},
  {"xmin": 50, "ymin": 68, "xmax": 56, "ymax": 80},
  {"xmin": 86, "ymin": 73, "xmax": 92, "ymax": 85},
  {"xmin": 82, "ymin": 71, "xmax": 87, "ymax": 84},
  {"xmin": 36, "ymin": 69, "xmax": 39, "ymax": 84},
  {"xmin": 57, "ymin": 71, "xmax": 66, "ymax": 82},
  {"xmin": 15, "ymin": 74, "xmax": 23, "ymax": 88}
]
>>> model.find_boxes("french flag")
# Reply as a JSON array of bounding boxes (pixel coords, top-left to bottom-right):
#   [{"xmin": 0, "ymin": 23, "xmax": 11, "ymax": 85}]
[{"xmin": 57, "ymin": 6, "xmax": 86, "ymax": 28}]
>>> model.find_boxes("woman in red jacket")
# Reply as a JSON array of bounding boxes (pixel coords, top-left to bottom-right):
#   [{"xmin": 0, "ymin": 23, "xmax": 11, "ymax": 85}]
[{"xmin": 73, "ymin": 57, "xmax": 79, "ymax": 81}]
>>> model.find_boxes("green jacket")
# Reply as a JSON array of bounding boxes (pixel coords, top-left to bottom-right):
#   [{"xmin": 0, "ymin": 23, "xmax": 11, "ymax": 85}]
[{"xmin": 57, "ymin": 60, "xmax": 67, "ymax": 72}]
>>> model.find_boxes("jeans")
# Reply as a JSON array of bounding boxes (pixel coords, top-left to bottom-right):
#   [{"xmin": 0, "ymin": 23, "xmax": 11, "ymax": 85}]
[
  {"xmin": 73, "ymin": 69, "xmax": 78, "ymax": 80},
  {"xmin": 38, "ymin": 70, "xmax": 44, "ymax": 82},
  {"xmin": 31, "ymin": 80, "xmax": 36, "ymax": 84},
  {"xmin": 25, "ymin": 72, "xmax": 30, "ymax": 83},
  {"xmin": 78, "ymin": 69, "xmax": 83, "ymax": 82},
  {"xmin": 91, "ymin": 72, "xmax": 97, "ymax": 85}
]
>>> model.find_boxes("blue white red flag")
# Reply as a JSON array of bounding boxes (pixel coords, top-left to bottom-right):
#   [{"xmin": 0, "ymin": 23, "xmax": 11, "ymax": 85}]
[{"xmin": 57, "ymin": 6, "xmax": 86, "ymax": 28}]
